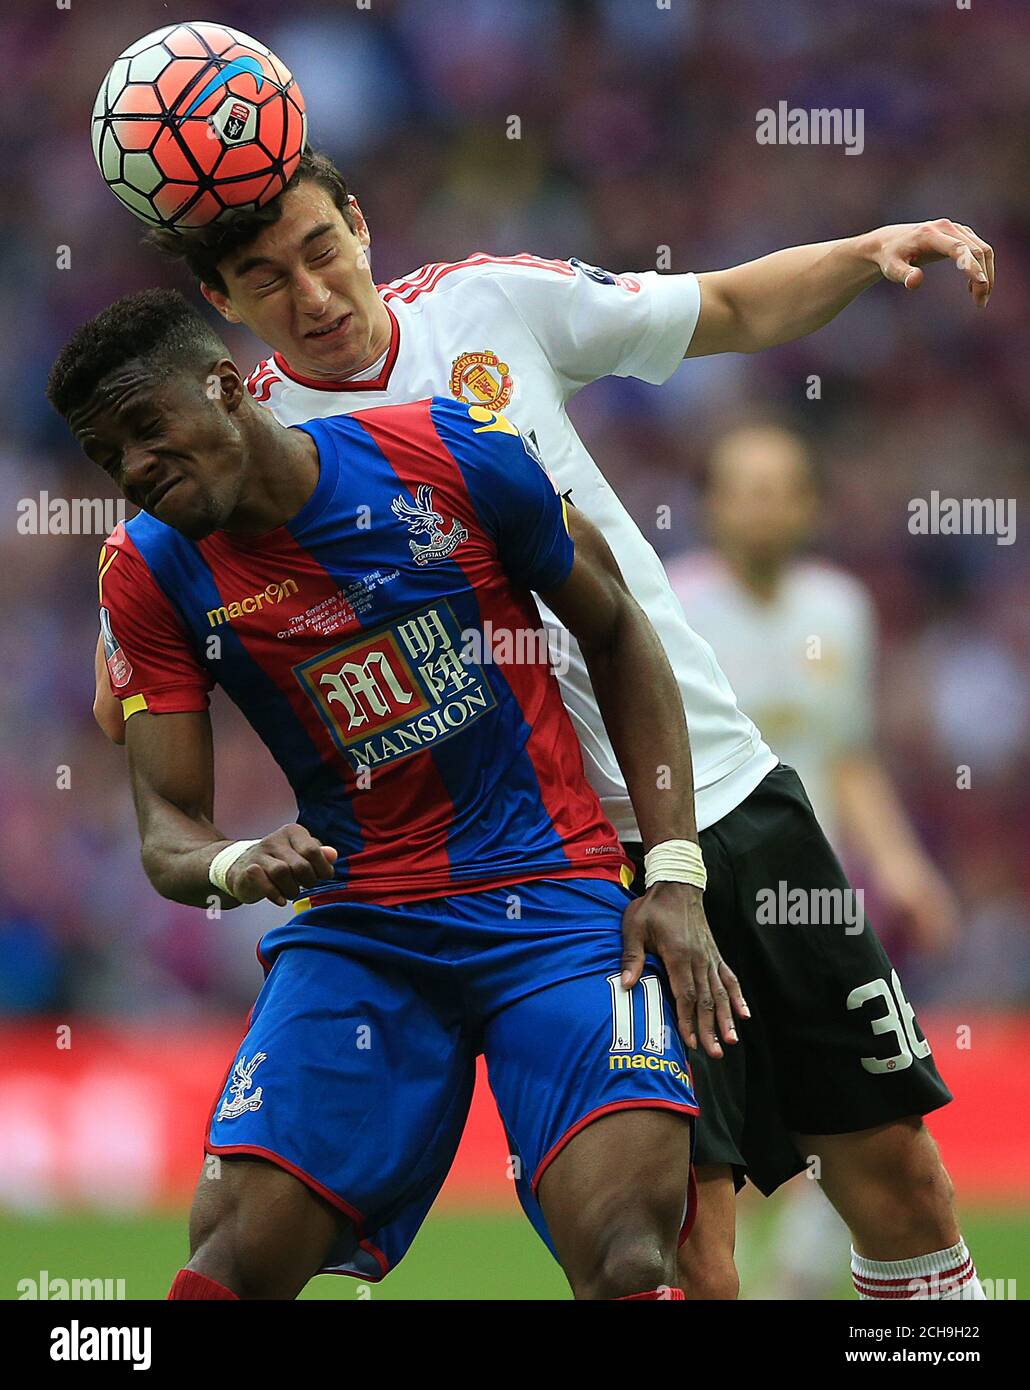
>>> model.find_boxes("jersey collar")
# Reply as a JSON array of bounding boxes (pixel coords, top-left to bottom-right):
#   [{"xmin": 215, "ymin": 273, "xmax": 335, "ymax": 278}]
[{"xmin": 273, "ymin": 301, "xmax": 400, "ymax": 393}]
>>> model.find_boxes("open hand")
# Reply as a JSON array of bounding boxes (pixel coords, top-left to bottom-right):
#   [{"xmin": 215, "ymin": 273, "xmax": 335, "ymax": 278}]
[
  {"xmin": 872, "ymin": 219, "xmax": 994, "ymax": 306},
  {"xmin": 620, "ymin": 881, "xmax": 750, "ymax": 1058}
]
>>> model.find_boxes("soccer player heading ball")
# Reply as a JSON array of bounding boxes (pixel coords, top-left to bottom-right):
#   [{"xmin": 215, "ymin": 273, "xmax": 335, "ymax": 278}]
[
  {"xmin": 51, "ymin": 289, "xmax": 743, "ymax": 1298},
  {"xmin": 83, "ymin": 25, "xmax": 994, "ymax": 1301},
  {"xmin": 92, "ymin": 22, "xmax": 307, "ymax": 230}
]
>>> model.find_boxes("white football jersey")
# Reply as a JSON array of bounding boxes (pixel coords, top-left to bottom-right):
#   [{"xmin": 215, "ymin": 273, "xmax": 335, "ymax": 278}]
[
  {"xmin": 247, "ymin": 253, "xmax": 776, "ymax": 836},
  {"xmin": 666, "ymin": 552, "xmax": 876, "ymax": 845}
]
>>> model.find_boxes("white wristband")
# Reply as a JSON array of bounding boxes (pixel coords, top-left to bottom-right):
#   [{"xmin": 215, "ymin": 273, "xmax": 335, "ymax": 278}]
[
  {"xmin": 209, "ymin": 839, "xmax": 261, "ymax": 897},
  {"xmin": 644, "ymin": 839, "xmax": 706, "ymax": 892}
]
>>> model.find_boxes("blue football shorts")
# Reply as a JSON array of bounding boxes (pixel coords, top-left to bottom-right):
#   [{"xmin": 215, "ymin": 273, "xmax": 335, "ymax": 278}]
[{"xmin": 206, "ymin": 875, "xmax": 698, "ymax": 1281}]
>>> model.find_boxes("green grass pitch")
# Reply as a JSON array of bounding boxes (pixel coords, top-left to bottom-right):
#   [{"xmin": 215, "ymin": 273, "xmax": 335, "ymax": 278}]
[{"xmin": 1, "ymin": 1206, "xmax": 1026, "ymax": 1300}]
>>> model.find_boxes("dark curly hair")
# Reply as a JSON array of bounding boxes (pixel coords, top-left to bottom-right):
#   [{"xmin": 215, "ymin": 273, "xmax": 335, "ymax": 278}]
[
  {"xmin": 47, "ymin": 288, "xmax": 228, "ymax": 422},
  {"xmin": 145, "ymin": 148, "xmax": 356, "ymax": 294}
]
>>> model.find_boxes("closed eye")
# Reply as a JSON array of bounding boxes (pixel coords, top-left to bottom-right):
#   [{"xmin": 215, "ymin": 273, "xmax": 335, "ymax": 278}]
[{"xmin": 255, "ymin": 246, "xmax": 334, "ymax": 291}]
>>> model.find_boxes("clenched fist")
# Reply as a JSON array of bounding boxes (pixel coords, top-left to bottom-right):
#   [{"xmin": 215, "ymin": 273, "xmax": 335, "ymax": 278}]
[{"xmin": 223, "ymin": 825, "xmax": 338, "ymax": 906}]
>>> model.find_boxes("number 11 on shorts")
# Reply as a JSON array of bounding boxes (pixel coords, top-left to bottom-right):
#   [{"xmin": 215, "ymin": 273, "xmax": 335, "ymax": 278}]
[{"xmin": 607, "ymin": 973, "xmax": 666, "ymax": 1054}]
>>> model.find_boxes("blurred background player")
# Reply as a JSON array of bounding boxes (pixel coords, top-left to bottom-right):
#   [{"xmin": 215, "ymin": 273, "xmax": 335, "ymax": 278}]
[{"xmin": 667, "ymin": 422, "xmax": 962, "ymax": 1298}]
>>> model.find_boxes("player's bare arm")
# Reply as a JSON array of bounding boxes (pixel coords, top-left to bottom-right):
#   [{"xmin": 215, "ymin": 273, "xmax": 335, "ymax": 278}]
[
  {"xmin": 689, "ymin": 219, "xmax": 994, "ymax": 357},
  {"xmin": 540, "ymin": 506, "xmax": 748, "ymax": 1058},
  {"xmin": 124, "ymin": 705, "xmax": 336, "ymax": 909},
  {"xmin": 834, "ymin": 753, "xmax": 960, "ymax": 954}
]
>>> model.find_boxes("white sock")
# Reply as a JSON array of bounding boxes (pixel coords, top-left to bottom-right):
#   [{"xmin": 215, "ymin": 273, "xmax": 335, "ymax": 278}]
[{"xmin": 851, "ymin": 1240, "xmax": 985, "ymax": 1300}]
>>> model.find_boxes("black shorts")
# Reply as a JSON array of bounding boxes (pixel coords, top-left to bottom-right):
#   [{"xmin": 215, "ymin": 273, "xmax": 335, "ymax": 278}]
[{"xmin": 622, "ymin": 764, "xmax": 952, "ymax": 1195}]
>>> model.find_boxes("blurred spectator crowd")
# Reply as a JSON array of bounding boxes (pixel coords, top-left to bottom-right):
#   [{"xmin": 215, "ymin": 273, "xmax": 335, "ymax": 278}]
[{"xmin": 1, "ymin": 0, "xmax": 1026, "ymax": 1018}]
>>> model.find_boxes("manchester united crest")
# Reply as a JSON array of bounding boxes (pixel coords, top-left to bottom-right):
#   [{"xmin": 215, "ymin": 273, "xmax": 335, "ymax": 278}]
[{"xmin": 449, "ymin": 350, "xmax": 514, "ymax": 411}]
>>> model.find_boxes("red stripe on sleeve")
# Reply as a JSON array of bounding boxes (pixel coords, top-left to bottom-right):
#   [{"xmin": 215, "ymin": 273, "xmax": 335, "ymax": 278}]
[
  {"xmin": 99, "ymin": 529, "xmax": 212, "ymax": 713},
  {"xmin": 379, "ymin": 253, "xmax": 577, "ymax": 304}
]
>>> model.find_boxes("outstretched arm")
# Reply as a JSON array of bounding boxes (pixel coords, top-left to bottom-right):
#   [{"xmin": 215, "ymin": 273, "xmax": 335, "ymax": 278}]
[
  {"xmin": 688, "ymin": 219, "xmax": 994, "ymax": 357},
  {"xmin": 539, "ymin": 506, "xmax": 749, "ymax": 1058}
]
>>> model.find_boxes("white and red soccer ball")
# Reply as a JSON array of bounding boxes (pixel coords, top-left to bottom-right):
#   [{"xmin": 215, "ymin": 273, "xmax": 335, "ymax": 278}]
[{"xmin": 91, "ymin": 21, "xmax": 307, "ymax": 232}]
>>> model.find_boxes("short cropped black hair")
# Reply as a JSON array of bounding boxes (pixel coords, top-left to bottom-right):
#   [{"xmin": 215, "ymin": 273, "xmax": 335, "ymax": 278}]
[
  {"xmin": 47, "ymin": 288, "xmax": 228, "ymax": 421},
  {"xmin": 145, "ymin": 147, "xmax": 355, "ymax": 295}
]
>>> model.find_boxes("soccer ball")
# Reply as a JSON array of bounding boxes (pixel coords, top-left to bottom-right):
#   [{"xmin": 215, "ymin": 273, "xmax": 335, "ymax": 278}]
[{"xmin": 91, "ymin": 21, "xmax": 307, "ymax": 232}]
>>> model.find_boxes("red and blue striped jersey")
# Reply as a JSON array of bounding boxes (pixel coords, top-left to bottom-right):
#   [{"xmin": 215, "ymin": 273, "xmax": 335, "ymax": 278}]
[{"xmin": 98, "ymin": 397, "xmax": 632, "ymax": 905}]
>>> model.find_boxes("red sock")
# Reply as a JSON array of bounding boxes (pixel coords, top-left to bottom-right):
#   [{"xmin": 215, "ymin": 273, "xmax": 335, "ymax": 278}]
[
  {"xmin": 616, "ymin": 1287, "xmax": 684, "ymax": 1300},
  {"xmin": 168, "ymin": 1268, "xmax": 239, "ymax": 1300}
]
